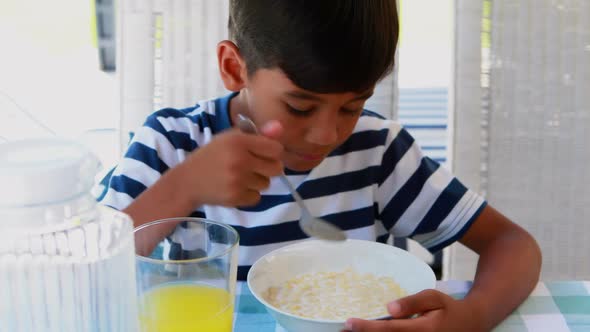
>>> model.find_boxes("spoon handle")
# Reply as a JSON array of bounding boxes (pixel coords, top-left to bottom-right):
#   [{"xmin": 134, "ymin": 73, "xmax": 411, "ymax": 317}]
[{"xmin": 278, "ymin": 174, "xmax": 311, "ymax": 218}]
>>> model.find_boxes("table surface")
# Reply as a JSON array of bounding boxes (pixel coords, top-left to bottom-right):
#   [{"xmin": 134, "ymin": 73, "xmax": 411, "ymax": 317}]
[{"xmin": 232, "ymin": 280, "xmax": 590, "ymax": 332}]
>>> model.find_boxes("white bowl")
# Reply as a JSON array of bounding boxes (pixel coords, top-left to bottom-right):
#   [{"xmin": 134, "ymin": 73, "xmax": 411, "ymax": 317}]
[{"xmin": 247, "ymin": 239, "xmax": 436, "ymax": 332}]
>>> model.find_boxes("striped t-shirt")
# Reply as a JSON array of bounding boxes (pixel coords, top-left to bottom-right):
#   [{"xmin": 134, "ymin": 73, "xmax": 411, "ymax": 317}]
[{"xmin": 100, "ymin": 92, "xmax": 486, "ymax": 280}]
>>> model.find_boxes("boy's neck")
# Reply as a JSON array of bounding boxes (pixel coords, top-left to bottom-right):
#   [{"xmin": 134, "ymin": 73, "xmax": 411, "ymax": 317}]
[{"xmin": 228, "ymin": 90, "xmax": 249, "ymax": 127}]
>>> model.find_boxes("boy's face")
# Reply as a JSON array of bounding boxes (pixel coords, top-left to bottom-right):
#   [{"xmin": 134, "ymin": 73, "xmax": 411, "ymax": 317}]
[{"xmin": 231, "ymin": 68, "xmax": 374, "ymax": 171}]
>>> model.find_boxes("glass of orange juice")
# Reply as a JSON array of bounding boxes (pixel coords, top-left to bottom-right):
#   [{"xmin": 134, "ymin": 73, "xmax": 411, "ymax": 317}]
[{"xmin": 134, "ymin": 218, "xmax": 239, "ymax": 332}]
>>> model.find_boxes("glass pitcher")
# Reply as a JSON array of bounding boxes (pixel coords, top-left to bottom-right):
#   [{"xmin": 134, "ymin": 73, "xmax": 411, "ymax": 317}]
[{"xmin": 0, "ymin": 138, "xmax": 139, "ymax": 332}]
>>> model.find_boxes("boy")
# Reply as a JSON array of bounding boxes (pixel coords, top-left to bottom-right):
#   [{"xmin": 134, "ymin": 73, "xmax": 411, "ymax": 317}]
[{"xmin": 100, "ymin": 1, "xmax": 541, "ymax": 331}]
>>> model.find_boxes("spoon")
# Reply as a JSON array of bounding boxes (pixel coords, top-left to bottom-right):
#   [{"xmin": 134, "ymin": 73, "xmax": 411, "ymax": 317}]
[{"xmin": 236, "ymin": 114, "xmax": 347, "ymax": 241}]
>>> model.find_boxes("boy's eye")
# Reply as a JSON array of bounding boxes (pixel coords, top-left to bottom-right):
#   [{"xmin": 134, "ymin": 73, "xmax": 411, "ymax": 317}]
[{"xmin": 286, "ymin": 105, "xmax": 313, "ymax": 117}]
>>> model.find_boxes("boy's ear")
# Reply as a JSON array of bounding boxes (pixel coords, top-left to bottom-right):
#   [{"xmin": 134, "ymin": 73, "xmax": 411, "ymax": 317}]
[{"xmin": 217, "ymin": 40, "xmax": 248, "ymax": 91}]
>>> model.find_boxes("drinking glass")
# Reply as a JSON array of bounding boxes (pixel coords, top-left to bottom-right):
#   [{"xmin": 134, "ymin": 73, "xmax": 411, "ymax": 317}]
[{"xmin": 135, "ymin": 218, "xmax": 239, "ymax": 332}]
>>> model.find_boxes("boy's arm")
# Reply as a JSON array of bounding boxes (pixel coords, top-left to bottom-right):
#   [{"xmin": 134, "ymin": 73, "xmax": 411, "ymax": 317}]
[
  {"xmin": 123, "ymin": 161, "xmax": 202, "ymax": 228},
  {"xmin": 123, "ymin": 122, "xmax": 284, "ymax": 228},
  {"xmin": 454, "ymin": 204, "xmax": 542, "ymax": 329},
  {"xmin": 125, "ymin": 162, "xmax": 204, "ymax": 256},
  {"xmin": 344, "ymin": 205, "xmax": 542, "ymax": 332},
  {"xmin": 125, "ymin": 126, "xmax": 284, "ymax": 255}
]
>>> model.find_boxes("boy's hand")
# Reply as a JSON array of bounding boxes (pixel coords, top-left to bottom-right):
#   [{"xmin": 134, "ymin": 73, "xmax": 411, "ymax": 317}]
[
  {"xmin": 178, "ymin": 120, "xmax": 284, "ymax": 207},
  {"xmin": 343, "ymin": 289, "xmax": 486, "ymax": 332}
]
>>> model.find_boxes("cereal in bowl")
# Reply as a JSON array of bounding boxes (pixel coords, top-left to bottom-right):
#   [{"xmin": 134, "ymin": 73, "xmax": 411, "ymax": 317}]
[{"xmin": 263, "ymin": 268, "xmax": 406, "ymax": 320}]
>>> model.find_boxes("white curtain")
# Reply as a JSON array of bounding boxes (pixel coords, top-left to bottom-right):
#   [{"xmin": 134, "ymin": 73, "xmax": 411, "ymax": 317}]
[
  {"xmin": 447, "ymin": 0, "xmax": 590, "ymax": 280},
  {"xmin": 117, "ymin": 0, "xmax": 229, "ymax": 151},
  {"xmin": 116, "ymin": 0, "xmax": 398, "ymax": 153}
]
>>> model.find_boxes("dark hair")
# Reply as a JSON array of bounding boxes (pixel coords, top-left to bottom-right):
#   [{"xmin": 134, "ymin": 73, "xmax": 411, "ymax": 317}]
[{"xmin": 228, "ymin": 0, "xmax": 399, "ymax": 93}]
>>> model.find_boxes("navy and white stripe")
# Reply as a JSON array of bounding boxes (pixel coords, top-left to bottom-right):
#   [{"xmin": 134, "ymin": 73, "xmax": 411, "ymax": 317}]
[{"xmin": 100, "ymin": 92, "xmax": 485, "ymax": 280}]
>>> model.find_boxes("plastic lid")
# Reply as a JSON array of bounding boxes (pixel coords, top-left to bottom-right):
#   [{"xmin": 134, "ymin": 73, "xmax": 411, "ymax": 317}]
[{"xmin": 0, "ymin": 138, "xmax": 101, "ymax": 208}]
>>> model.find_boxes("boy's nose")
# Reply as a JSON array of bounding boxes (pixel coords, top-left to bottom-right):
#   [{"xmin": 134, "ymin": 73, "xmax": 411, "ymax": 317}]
[{"xmin": 305, "ymin": 119, "xmax": 338, "ymax": 146}]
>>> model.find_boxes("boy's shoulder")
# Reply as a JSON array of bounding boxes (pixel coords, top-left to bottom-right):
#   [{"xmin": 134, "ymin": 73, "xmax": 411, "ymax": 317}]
[
  {"xmin": 146, "ymin": 94, "xmax": 234, "ymax": 134},
  {"xmin": 360, "ymin": 108, "xmax": 386, "ymax": 120},
  {"xmin": 148, "ymin": 99, "xmax": 216, "ymax": 121},
  {"xmin": 356, "ymin": 109, "xmax": 403, "ymax": 133}
]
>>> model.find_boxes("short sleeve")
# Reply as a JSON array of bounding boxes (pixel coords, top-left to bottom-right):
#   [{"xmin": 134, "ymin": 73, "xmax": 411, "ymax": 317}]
[
  {"xmin": 98, "ymin": 110, "xmax": 194, "ymax": 211},
  {"xmin": 375, "ymin": 123, "xmax": 486, "ymax": 253}
]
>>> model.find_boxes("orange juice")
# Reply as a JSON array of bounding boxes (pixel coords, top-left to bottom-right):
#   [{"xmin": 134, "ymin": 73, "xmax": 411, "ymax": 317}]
[{"xmin": 139, "ymin": 283, "xmax": 233, "ymax": 332}]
